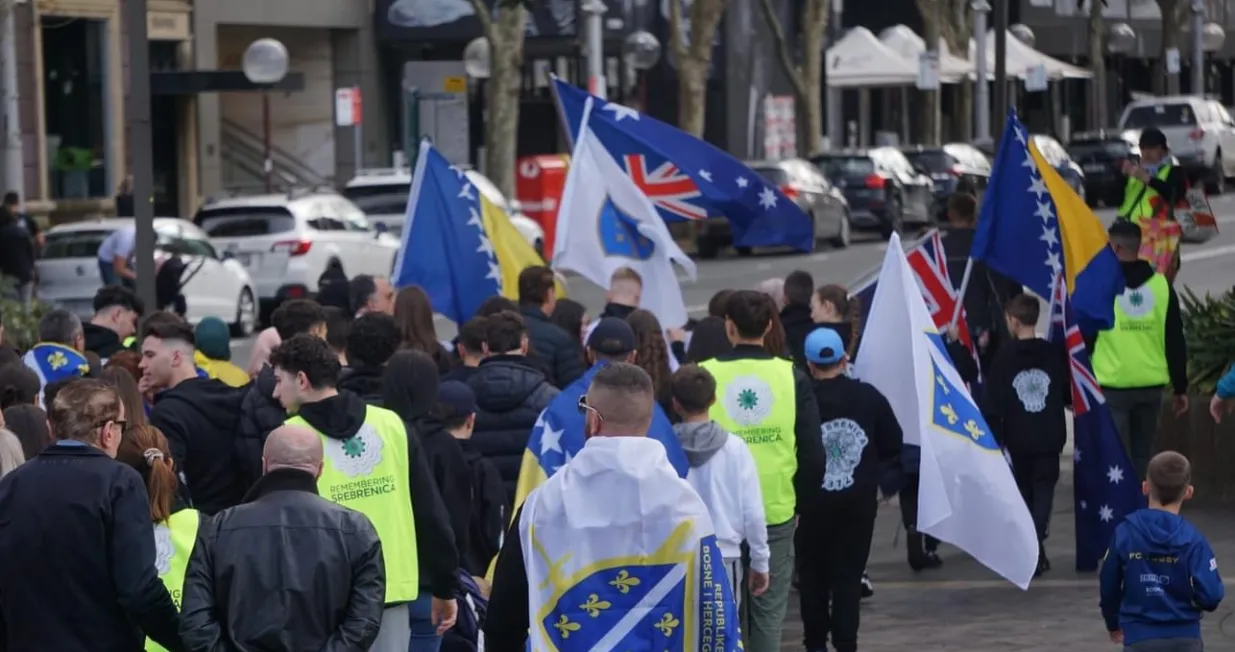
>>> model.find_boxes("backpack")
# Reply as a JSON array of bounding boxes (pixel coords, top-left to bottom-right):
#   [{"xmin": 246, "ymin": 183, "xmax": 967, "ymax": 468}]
[{"xmin": 442, "ymin": 571, "xmax": 488, "ymax": 652}]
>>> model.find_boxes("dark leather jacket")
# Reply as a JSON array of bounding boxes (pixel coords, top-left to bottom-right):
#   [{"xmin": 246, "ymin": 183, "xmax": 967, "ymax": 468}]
[{"xmin": 179, "ymin": 469, "xmax": 385, "ymax": 652}]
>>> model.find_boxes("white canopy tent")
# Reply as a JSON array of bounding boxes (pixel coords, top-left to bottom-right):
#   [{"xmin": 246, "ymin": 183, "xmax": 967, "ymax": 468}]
[
  {"xmin": 968, "ymin": 30, "xmax": 1092, "ymax": 80},
  {"xmin": 877, "ymin": 25, "xmax": 975, "ymax": 83},
  {"xmin": 826, "ymin": 27, "xmax": 919, "ymax": 88}
]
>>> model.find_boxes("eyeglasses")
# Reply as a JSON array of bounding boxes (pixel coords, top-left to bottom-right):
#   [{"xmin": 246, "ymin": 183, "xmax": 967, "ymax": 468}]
[
  {"xmin": 576, "ymin": 395, "xmax": 604, "ymax": 424},
  {"xmin": 94, "ymin": 418, "xmax": 127, "ymax": 432}
]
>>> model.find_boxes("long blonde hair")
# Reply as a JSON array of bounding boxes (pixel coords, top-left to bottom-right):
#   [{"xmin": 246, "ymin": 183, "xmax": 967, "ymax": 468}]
[{"xmin": 0, "ymin": 429, "xmax": 25, "ymax": 478}]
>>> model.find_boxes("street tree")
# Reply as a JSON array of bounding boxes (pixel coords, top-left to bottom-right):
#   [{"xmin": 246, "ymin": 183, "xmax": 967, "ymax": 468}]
[
  {"xmin": 758, "ymin": 0, "xmax": 829, "ymax": 156},
  {"xmin": 1156, "ymin": 0, "xmax": 1182, "ymax": 94},
  {"xmin": 1085, "ymin": 0, "xmax": 1108, "ymax": 128},
  {"xmin": 916, "ymin": 0, "xmax": 974, "ymax": 143},
  {"xmin": 667, "ymin": 0, "xmax": 727, "ymax": 137},
  {"xmin": 470, "ymin": 0, "xmax": 529, "ymax": 197}
]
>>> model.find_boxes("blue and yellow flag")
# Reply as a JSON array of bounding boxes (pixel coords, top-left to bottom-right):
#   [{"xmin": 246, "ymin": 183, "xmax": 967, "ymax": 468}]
[
  {"xmin": 22, "ymin": 342, "xmax": 91, "ymax": 406},
  {"xmin": 512, "ymin": 362, "xmax": 690, "ymax": 514},
  {"xmin": 392, "ymin": 139, "xmax": 557, "ymax": 323},
  {"xmin": 519, "ymin": 436, "xmax": 741, "ymax": 650},
  {"xmin": 971, "ymin": 111, "xmax": 1124, "ymax": 332}
]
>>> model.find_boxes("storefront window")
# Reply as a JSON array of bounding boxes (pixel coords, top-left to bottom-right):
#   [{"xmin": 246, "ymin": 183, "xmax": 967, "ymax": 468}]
[{"xmin": 42, "ymin": 17, "xmax": 111, "ymax": 200}]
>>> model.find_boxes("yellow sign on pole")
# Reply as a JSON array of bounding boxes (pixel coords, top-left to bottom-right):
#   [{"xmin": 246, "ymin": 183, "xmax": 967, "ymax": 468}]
[{"xmin": 443, "ymin": 76, "xmax": 466, "ymax": 94}]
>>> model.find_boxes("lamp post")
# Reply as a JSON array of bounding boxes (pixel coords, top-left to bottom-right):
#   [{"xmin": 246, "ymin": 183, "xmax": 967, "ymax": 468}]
[
  {"xmin": 582, "ymin": 0, "xmax": 607, "ymax": 98},
  {"xmin": 242, "ymin": 38, "xmax": 289, "ymax": 193},
  {"xmin": 973, "ymin": 0, "xmax": 991, "ymax": 144},
  {"xmin": 1201, "ymin": 22, "xmax": 1226, "ymax": 95},
  {"xmin": 622, "ymin": 30, "xmax": 661, "ymax": 111},
  {"xmin": 1010, "ymin": 23, "xmax": 1035, "ymax": 48},
  {"xmin": 125, "ymin": 0, "xmax": 156, "ymax": 310},
  {"xmin": 1107, "ymin": 22, "xmax": 1136, "ymax": 126},
  {"xmin": 993, "ymin": 0, "xmax": 1008, "ymax": 143}
]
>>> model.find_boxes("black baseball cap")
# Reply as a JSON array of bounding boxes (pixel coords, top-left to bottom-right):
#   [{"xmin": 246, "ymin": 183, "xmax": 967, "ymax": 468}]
[
  {"xmin": 1139, "ymin": 127, "xmax": 1168, "ymax": 150},
  {"xmin": 437, "ymin": 381, "xmax": 477, "ymax": 419},
  {"xmin": 586, "ymin": 317, "xmax": 637, "ymax": 356}
]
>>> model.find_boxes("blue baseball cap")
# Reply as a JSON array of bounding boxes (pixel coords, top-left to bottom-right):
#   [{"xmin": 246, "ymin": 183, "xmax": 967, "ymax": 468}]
[{"xmin": 804, "ymin": 327, "xmax": 846, "ymax": 365}]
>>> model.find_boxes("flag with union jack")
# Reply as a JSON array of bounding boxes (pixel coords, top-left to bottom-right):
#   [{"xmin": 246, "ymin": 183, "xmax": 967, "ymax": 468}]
[
  {"xmin": 1047, "ymin": 274, "xmax": 1145, "ymax": 572},
  {"xmin": 552, "ymin": 77, "xmax": 814, "ymax": 252},
  {"xmin": 851, "ymin": 230, "xmax": 980, "ymax": 372}
]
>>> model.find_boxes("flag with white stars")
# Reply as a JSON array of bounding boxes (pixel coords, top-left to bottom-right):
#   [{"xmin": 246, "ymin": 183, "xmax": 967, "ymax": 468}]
[
  {"xmin": 551, "ymin": 77, "xmax": 815, "ymax": 252},
  {"xmin": 392, "ymin": 139, "xmax": 504, "ymax": 323},
  {"xmin": 971, "ymin": 111, "xmax": 1124, "ymax": 332},
  {"xmin": 1047, "ymin": 274, "xmax": 1146, "ymax": 572},
  {"xmin": 512, "ymin": 362, "xmax": 689, "ymax": 511}
]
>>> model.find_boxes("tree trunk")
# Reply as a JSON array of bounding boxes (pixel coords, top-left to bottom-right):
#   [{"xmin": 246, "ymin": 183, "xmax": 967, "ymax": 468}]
[
  {"xmin": 940, "ymin": 0, "xmax": 973, "ymax": 141},
  {"xmin": 951, "ymin": 83, "xmax": 973, "ymax": 142},
  {"xmin": 1158, "ymin": 0, "xmax": 1181, "ymax": 95},
  {"xmin": 670, "ymin": 0, "xmax": 727, "ymax": 137},
  {"xmin": 758, "ymin": 0, "xmax": 827, "ymax": 155},
  {"xmin": 1088, "ymin": 0, "xmax": 1107, "ymax": 129},
  {"xmin": 480, "ymin": 4, "xmax": 527, "ymax": 198},
  {"xmin": 916, "ymin": 0, "xmax": 942, "ymax": 145}
]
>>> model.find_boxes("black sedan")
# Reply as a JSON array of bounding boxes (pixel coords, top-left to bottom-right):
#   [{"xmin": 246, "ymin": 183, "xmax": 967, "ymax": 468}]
[{"xmin": 812, "ymin": 148, "xmax": 935, "ymax": 239}]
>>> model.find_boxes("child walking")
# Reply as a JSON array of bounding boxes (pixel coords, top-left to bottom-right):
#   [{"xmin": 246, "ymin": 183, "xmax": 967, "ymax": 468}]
[
  {"xmin": 670, "ymin": 364, "xmax": 769, "ymax": 610},
  {"xmin": 1100, "ymin": 451, "xmax": 1224, "ymax": 651},
  {"xmin": 985, "ymin": 294, "xmax": 1069, "ymax": 576}
]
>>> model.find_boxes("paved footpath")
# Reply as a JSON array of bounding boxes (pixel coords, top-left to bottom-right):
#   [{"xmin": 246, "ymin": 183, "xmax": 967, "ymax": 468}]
[{"xmin": 779, "ymin": 455, "xmax": 1235, "ymax": 651}]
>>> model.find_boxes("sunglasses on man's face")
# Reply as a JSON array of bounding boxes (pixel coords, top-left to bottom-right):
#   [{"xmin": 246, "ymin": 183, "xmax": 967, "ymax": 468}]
[{"xmin": 576, "ymin": 395, "xmax": 604, "ymax": 423}]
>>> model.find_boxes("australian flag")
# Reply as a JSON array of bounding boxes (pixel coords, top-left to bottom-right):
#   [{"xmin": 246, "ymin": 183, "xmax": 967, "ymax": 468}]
[
  {"xmin": 551, "ymin": 77, "xmax": 814, "ymax": 252},
  {"xmin": 1047, "ymin": 276, "xmax": 1145, "ymax": 572}
]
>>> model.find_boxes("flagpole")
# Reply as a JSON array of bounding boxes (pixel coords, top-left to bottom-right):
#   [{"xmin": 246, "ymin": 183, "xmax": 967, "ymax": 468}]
[
  {"xmin": 547, "ymin": 74, "xmax": 577, "ymax": 152},
  {"xmin": 948, "ymin": 258, "xmax": 974, "ymax": 331}
]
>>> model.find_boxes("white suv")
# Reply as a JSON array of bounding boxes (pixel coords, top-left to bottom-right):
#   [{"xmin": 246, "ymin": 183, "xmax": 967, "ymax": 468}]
[
  {"xmin": 1118, "ymin": 95, "xmax": 1235, "ymax": 194},
  {"xmin": 344, "ymin": 167, "xmax": 546, "ymax": 255},
  {"xmin": 193, "ymin": 188, "xmax": 400, "ymax": 319}
]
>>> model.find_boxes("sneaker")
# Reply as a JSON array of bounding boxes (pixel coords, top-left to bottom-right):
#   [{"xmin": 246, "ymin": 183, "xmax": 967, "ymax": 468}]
[{"xmin": 861, "ymin": 572, "xmax": 875, "ymax": 599}]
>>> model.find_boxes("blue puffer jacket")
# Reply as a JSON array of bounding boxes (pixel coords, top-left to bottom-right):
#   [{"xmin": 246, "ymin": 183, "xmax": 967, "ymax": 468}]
[
  {"xmin": 465, "ymin": 355, "xmax": 559, "ymax": 506},
  {"xmin": 1217, "ymin": 365, "xmax": 1235, "ymax": 399}
]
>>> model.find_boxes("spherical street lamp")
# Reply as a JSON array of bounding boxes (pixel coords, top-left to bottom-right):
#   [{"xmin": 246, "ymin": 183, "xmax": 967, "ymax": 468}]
[
  {"xmin": 1107, "ymin": 22, "xmax": 1136, "ymax": 55},
  {"xmin": 463, "ymin": 37, "xmax": 492, "ymax": 80},
  {"xmin": 242, "ymin": 38, "xmax": 289, "ymax": 193},
  {"xmin": 242, "ymin": 38, "xmax": 289, "ymax": 85},
  {"xmin": 1010, "ymin": 23, "xmax": 1035, "ymax": 49},
  {"xmin": 622, "ymin": 30, "xmax": 661, "ymax": 71},
  {"xmin": 1202, "ymin": 22, "xmax": 1226, "ymax": 54}
]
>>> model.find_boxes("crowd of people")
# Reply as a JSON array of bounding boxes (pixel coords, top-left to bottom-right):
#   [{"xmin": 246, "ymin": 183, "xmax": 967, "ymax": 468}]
[{"xmin": 0, "ymin": 184, "xmax": 1229, "ymax": 651}]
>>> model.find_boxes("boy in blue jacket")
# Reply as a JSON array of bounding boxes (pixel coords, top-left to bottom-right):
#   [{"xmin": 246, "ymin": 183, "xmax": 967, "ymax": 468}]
[{"xmin": 1100, "ymin": 451, "xmax": 1224, "ymax": 650}]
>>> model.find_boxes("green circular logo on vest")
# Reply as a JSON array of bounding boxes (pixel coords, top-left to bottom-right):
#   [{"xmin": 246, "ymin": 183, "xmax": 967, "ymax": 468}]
[
  {"xmin": 326, "ymin": 424, "xmax": 386, "ymax": 477},
  {"xmin": 1118, "ymin": 286, "xmax": 1155, "ymax": 319},
  {"xmin": 724, "ymin": 376, "xmax": 774, "ymax": 427}
]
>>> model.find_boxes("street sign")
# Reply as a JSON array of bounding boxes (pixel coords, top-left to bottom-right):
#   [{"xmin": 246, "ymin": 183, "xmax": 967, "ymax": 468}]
[
  {"xmin": 1165, "ymin": 47, "xmax": 1181, "ymax": 74},
  {"xmin": 335, "ymin": 87, "xmax": 362, "ymax": 127},
  {"xmin": 917, "ymin": 51, "xmax": 940, "ymax": 91},
  {"xmin": 1024, "ymin": 64, "xmax": 1048, "ymax": 92}
]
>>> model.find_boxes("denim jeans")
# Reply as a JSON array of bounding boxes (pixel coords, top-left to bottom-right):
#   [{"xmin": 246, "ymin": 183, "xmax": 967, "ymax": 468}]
[
  {"xmin": 98, "ymin": 259, "xmax": 117, "ymax": 286},
  {"xmin": 408, "ymin": 593, "xmax": 442, "ymax": 652},
  {"xmin": 1126, "ymin": 638, "xmax": 1203, "ymax": 652}
]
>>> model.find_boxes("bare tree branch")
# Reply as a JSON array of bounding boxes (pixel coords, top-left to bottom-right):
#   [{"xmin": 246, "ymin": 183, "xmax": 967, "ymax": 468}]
[{"xmin": 758, "ymin": 0, "xmax": 808, "ymax": 100}]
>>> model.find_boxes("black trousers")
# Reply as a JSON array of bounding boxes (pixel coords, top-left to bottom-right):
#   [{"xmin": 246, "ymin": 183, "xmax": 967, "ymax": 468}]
[
  {"xmin": 797, "ymin": 491, "xmax": 878, "ymax": 652},
  {"xmin": 1009, "ymin": 452, "xmax": 1060, "ymax": 542},
  {"xmin": 899, "ymin": 472, "xmax": 939, "ymax": 552}
]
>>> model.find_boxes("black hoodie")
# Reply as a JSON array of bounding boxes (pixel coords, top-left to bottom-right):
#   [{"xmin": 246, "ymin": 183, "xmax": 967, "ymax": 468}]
[
  {"xmin": 150, "ymin": 377, "xmax": 249, "ymax": 515},
  {"xmin": 82, "ymin": 322, "xmax": 126, "ymax": 361},
  {"xmin": 807, "ymin": 375, "xmax": 902, "ymax": 504},
  {"xmin": 295, "ymin": 390, "xmax": 460, "ymax": 599},
  {"xmin": 236, "ymin": 365, "xmax": 287, "ymax": 490},
  {"xmin": 338, "ymin": 365, "xmax": 385, "ymax": 404},
  {"xmin": 780, "ymin": 303, "xmax": 815, "ymax": 369},
  {"xmin": 985, "ymin": 337, "xmax": 1071, "ymax": 456},
  {"xmin": 1084, "ymin": 260, "xmax": 1189, "ymax": 395}
]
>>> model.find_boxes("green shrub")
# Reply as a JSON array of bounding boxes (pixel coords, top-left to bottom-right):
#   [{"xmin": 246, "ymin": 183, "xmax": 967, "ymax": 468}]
[
  {"xmin": 1181, "ymin": 285, "xmax": 1235, "ymax": 395},
  {"xmin": 0, "ymin": 278, "xmax": 53, "ymax": 352}
]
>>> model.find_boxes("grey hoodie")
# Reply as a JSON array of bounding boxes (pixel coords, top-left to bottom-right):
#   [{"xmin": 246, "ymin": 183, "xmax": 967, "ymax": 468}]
[{"xmin": 672, "ymin": 421, "xmax": 729, "ymax": 468}]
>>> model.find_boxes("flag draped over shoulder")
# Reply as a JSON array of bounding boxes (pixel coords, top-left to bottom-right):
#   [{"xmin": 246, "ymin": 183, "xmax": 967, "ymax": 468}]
[
  {"xmin": 519, "ymin": 436, "xmax": 741, "ymax": 651},
  {"xmin": 1047, "ymin": 276, "xmax": 1145, "ymax": 572},
  {"xmin": 393, "ymin": 139, "xmax": 549, "ymax": 323},
  {"xmin": 553, "ymin": 97, "xmax": 697, "ymax": 328},
  {"xmin": 970, "ymin": 111, "xmax": 1124, "ymax": 332},
  {"xmin": 855, "ymin": 234, "xmax": 1038, "ymax": 589},
  {"xmin": 513, "ymin": 362, "xmax": 689, "ymax": 511},
  {"xmin": 552, "ymin": 77, "xmax": 814, "ymax": 252}
]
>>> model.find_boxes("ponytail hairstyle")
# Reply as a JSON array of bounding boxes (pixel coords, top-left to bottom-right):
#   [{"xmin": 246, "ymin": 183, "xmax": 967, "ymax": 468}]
[
  {"xmin": 115, "ymin": 424, "xmax": 178, "ymax": 523},
  {"xmin": 814, "ymin": 284, "xmax": 862, "ymax": 358}
]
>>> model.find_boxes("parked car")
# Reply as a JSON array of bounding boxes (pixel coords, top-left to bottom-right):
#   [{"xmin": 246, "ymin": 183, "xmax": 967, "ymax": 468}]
[
  {"xmin": 344, "ymin": 167, "xmax": 546, "ymax": 256},
  {"xmin": 901, "ymin": 143, "xmax": 992, "ymax": 219},
  {"xmin": 1118, "ymin": 95, "xmax": 1235, "ymax": 194},
  {"xmin": 811, "ymin": 147, "xmax": 935, "ymax": 239},
  {"xmin": 695, "ymin": 158, "xmax": 849, "ymax": 259},
  {"xmin": 1067, "ymin": 129, "xmax": 1141, "ymax": 208},
  {"xmin": 1032, "ymin": 134, "xmax": 1087, "ymax": 202},
  {"xmin": 192, "ymin": 187, "xmax": 400, "ymax": 322},
  {"xmin": 38, "ymin": 218, "xmax": 259, "ymax": 336}
]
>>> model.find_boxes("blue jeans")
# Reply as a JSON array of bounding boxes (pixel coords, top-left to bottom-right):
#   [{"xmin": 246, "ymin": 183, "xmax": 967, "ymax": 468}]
[
  {"xmin": 408, "ymin": 593, "xmax": 442, "ymax": 652},
  {"xmin": 99, "ymin": 259, "xmax": 116, "ymax": 285}
]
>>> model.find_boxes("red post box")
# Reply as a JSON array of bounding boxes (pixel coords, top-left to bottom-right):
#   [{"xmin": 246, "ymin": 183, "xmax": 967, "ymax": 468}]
[{"xmin": 516, "ymin": 154, "xmax": 570, "ymax": 257}]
